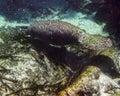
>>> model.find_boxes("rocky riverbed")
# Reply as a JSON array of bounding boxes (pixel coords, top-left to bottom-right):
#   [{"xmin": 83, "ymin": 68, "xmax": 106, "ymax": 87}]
[{"xmin": 0, "ymin": 23, "xmax": 120, "ymax": 96}]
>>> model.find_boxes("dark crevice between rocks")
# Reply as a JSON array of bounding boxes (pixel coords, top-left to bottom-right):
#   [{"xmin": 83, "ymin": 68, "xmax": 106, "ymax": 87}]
[
  {"xmin": 90, "ymin": 55, "xmax": 120, "ymax": 78},
  {"xmin": 30, "ymin": 39, "xmax": 90, "ymax": 71},
  {"xmin": 29, "ymin": 38, "xmax": 120, "ymax": 79}
]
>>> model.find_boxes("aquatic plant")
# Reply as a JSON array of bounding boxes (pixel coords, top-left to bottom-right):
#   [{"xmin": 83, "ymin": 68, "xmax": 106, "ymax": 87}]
[
  {"xmin": 0, "ymin": 23, "xmax": 120, "ymax": 95},
  {"xmin": 0, "ymin": 27, "xmax": 29, "ymax": 57},
  {"xmin": 58, "ymin": 65, "xmax": 120, "ymax": 96},
  {"xmin": 0, "ymin": 27, "xmax": 69, "ymax": 95}
]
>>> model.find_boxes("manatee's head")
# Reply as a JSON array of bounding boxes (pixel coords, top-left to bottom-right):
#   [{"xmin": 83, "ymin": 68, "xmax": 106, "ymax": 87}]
[
  {"xmin": 94, "ymin": 37, "xmax": 113, "ymax": 50},
  {"xmin": 84, "ymin": 35, "xmax": 113, "ymax": 50}
]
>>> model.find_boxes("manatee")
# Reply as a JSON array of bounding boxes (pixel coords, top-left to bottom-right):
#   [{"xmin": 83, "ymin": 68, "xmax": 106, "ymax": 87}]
[{"xmin": 27, "ymin": 20, "xmax": 112, "ymax": 50}]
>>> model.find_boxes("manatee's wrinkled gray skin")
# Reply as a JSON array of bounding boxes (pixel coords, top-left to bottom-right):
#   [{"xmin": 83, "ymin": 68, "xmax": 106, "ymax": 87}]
[
  {"xmin": 27, "ymin": 20, "xmax": 80, "ymax": 45},
  {"xmin": 27, "ymin": 20, "xmax": 112, "ymax": 50}
]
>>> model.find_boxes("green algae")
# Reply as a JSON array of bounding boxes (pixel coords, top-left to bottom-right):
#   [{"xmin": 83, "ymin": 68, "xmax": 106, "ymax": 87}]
[
  {"xmin": 0, "ymin": 24, "xmax": 119, "ymax": 96},
  {"xmin": 0, "ymin": 27, "xmax": 29, "ymax": 57},
  {"xmin": 90, "ymin": 47, "xmax": 117, "ymax": 58},
  {"xmin": 58, "ymin": 66, "xmax": 101, "ymax": 96},
  {"xmin": 112, "ymin": 92, "xmax": 120, "ymax": 96},
  {"xmin": 0, "ymin": 27, "xmax": 70, "ymax": 95}
]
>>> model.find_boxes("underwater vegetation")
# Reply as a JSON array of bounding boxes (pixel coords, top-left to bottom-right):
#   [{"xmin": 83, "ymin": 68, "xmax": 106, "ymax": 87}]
[
  {"xmin": 58, "ymin": 65, "xmax": 120, "ymax": 96},
  {"xmin": 0, "ymin": 0, "xmax": 120, "ymax": 95},
  {"xmin": 0, "ymin": 27, "xmax": 69, "ymax": 96},
  {"xmin": 27, "ymin": 20, "xmax": 120, "ymax": 95},
  {"xmin": 0, "ymin": 20, "xmax": 120, "ymax": 95}
]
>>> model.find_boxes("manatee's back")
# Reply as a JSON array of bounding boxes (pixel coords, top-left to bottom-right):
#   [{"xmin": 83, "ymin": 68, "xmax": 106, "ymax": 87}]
[
  {"xmin": 27, "ymin": 20, "xmax": 80, "ymax": 45},
  {"xmin": 27, "ymin": 20, "xmax": 113, "ymax": 50}
]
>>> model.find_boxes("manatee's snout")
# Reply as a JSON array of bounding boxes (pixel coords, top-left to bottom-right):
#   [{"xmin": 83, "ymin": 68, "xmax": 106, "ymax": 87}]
[
  {"xmin": 95, "ymin": 38, "xmax": 113, "ymax": 50},
  {"xmin": 105, "ymin": 38, "xmax": 113, "ymax": 48}
]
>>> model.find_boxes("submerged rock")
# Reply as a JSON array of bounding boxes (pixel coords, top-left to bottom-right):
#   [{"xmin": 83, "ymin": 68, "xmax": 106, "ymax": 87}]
[
  {"xmin": 0, "ymin": 27, "xmax": 69, "ymax": 95},
  {"xmin": 58, "ymin": 65, "xmax": 120, "ymax": 96},
  {"xmin": 0, "ymin": 22, "xmax": 119, "ymax": 96},
  {"xmin": 27, "ymin": 20, "xmax": 112, "ymax": 50}
]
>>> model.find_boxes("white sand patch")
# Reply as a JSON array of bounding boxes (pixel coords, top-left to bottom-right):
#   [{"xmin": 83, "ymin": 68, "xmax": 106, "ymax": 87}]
[
  {"xmin": 0, "ymin": 15, "xmax": 6, "ymax": 26},
  {"xmin": 60, "ymin": 11, "xmax": 108, "ymax": 36},
  {"xmin": 34, "ymin": 10, "xmax": 109, "ymax": 37},
  {"xmin": 0, "ymin": 10, "xmax": 109, "ymax": 36},
  {"xmin": 0, "ymin": 15, "xmax": 29, "ymax": 28}
]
